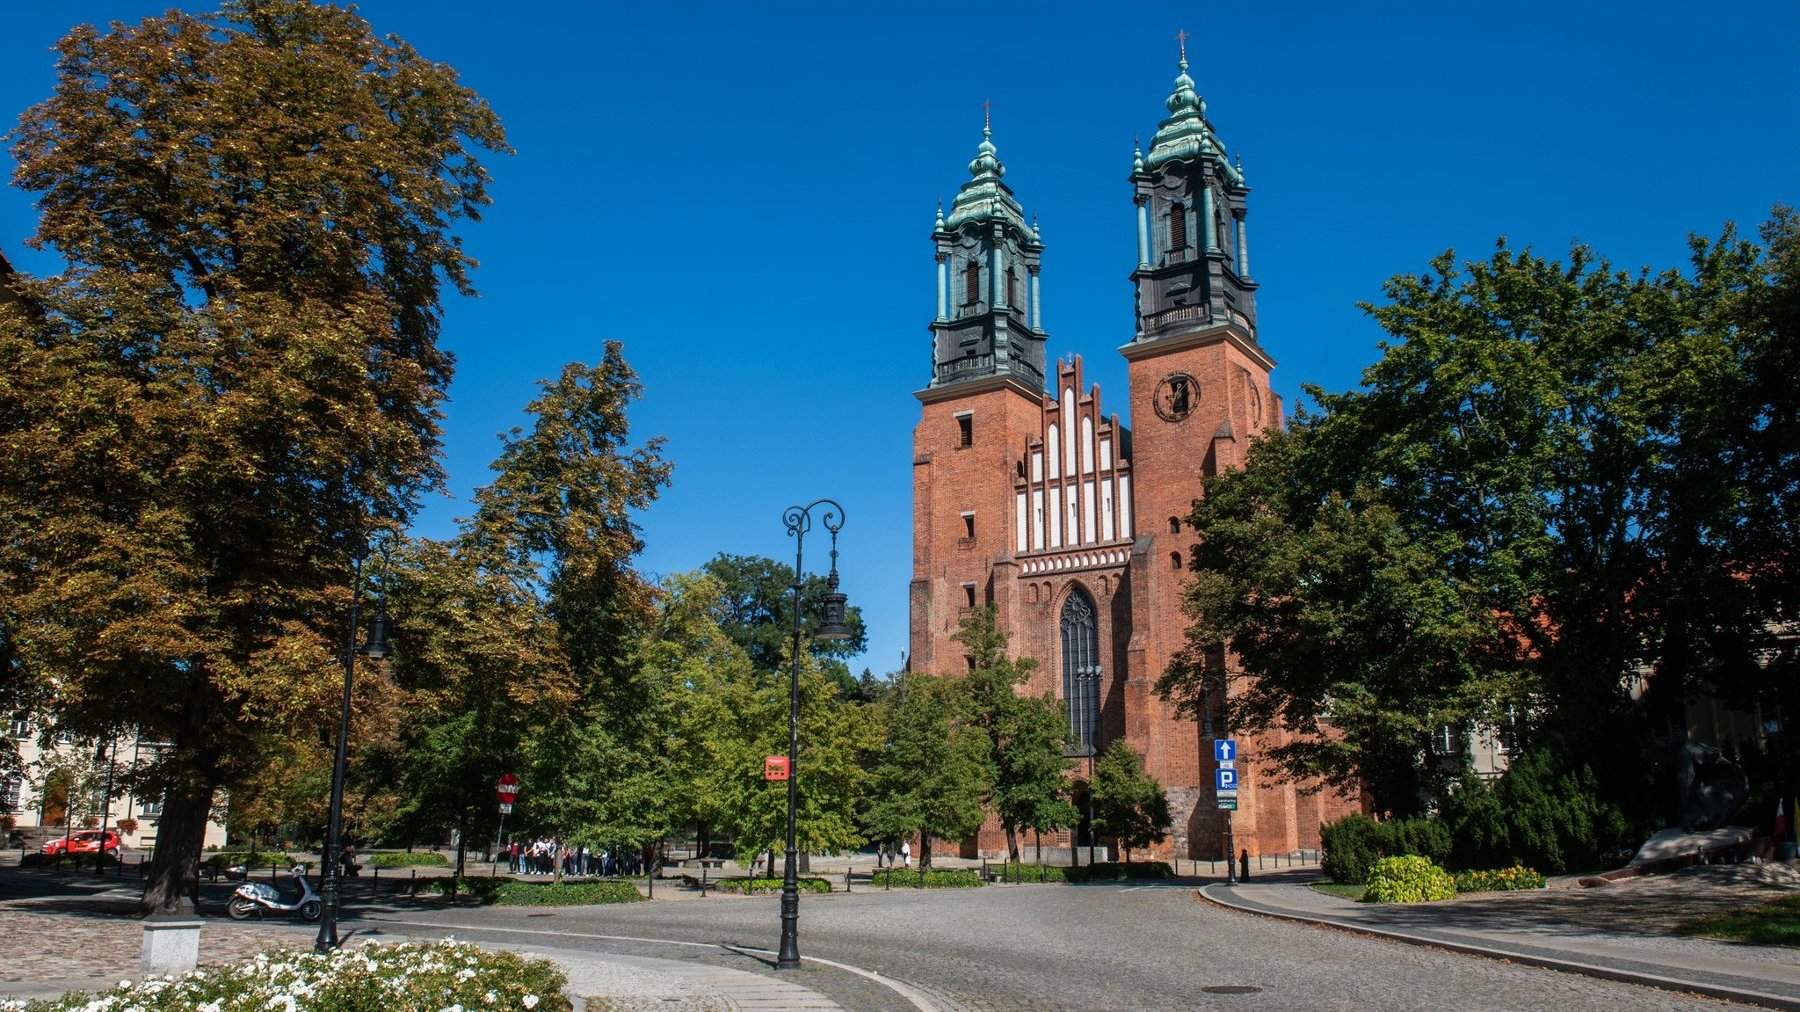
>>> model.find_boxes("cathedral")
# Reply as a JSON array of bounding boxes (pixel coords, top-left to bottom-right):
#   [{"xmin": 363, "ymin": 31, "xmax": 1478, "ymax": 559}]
[{"xmin": 908, "ymin": 50, "xmax": 1361, "ymax": 860}]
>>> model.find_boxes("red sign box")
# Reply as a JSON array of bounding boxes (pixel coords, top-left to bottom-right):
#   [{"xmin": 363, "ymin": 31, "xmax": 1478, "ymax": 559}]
[{"xmin": 764, "ymin": 756, "xmax": 790, "ymax": 781}]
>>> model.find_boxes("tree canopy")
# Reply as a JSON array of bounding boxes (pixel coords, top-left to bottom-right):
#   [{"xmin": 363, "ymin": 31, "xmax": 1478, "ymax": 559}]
[
  {"xmin": 1159, "ymin": 210, "xmax": 1800, "ymax": 818},
  {"xmin": 0, "ymin": 0, "xmax": 508, "ymax": 911}
]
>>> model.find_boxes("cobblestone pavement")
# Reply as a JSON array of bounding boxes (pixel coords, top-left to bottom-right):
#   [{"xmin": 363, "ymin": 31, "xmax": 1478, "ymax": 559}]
[
  {"xmin": 351, "ymin": 882, "xmax": 1748, "ymax": 1011},
  {"xmin": 0, "ymin": 905, "xmax": 311, "ymax": 987}
]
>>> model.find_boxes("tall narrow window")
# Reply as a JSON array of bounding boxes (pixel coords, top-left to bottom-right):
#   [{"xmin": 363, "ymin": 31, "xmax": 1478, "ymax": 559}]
[
  {"xmin": 1061, "ymin": 589, "xmax": 1101, "ymax": 753},
  {"xmin": 962, "ymin": 512, "xmax": 976, "ymax": 539},
  {"xmin": 1169, "ymin": 202, "xmax": 1187, "ymax": 251},
  {"xmin": 1007, "ymin": 268, "xmax": 1018, "ymax": 308},
  {"xmin": 964, "ymin": 262, "xmax": 980, "ymax": 304},
  {"xmin": 957, "ymin": 414, "xmax": 973, "ymax": 447},
  {"xmin": 963, "ymin": 583, "xmax": 977, "ymax": 608}
]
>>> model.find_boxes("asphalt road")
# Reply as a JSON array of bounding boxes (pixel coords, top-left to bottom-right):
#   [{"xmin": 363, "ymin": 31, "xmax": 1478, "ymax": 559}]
[{"xmin": 343, "ymin": 882, "xmax": 1735, "ymax": 1011}]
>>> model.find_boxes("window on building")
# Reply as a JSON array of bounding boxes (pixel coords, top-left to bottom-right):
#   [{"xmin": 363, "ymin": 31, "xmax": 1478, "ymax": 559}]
[
  {"xmin": 1007, "ymin": 268, "xmax": 1018, "ymax": 308},
  {"xmin": 1168, "ymin": 517, "xmax": 1181, "ymax": 535},
  {"xmin": 0, "ymin": 772, "xmax": 22, "ymax": 813},
  {"xmin": 957, "ymin": 414, "xmax": 973, "ymax": 447},
  {"xmin": 1170, "ymin": 551, "xmax": 1183, "ymax": 570},
  {"xmin": 964, "ymin": 262, "xmax": 980, "ymax": 304},
  {"xmin": 962, "ymin": 583, "xmax": 977, "ymax": 609},
  {"xmin": 962, "ymin": 513, "xmax": 976, "ymax": 539},
  {"xmin": 1217, "ymin": 215, "xmax": 1229, "ymax": 250},
  {"xmin": 1169, "ymin": 202, "xmax": 1187, "ymax": 251},
  {"xmin": 137, "ymin": 794, "xmax": 164, "ymax": 819},
  {"xmin": 6, "ymin": 714, "xmax": 29, "ymax": 740},
  {"xmin": 1061, "ymin": 589, "xmax": 1101, "ymax": 753}
]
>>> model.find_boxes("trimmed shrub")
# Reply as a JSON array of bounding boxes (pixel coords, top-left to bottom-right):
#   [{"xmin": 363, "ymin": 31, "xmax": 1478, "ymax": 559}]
[
  {"xmin": 996, "ymin": 863, "xmax": 1067, "ymax": 883},
  {"xmin": 428, "ymin": 877, "xmax": 641, "ymax": 905},
  {"xmin": 206, "ymin": 851, "xmax": 295, "ymax": 872},
  {"xmin": 1452, "ymin": 866, "xmax": 1546, "ymax": 893},
  {"xmin": 1321, "ymin": 814, "xmax": 1448, "ymax": 885},
  {"xmin": 1063, "ymin": 861, "xmax": 1175, "ymax": 882},
  {"xmin": 1362, "ymin": 855, "xmax": 1455, "ymax": 903},
  {"xmin": 369, "ymin": 851, "xmax": 449, "ymax": 868},
  {"xmin": 20, "ymin": 852, "xmax": 123, "ymax": 871},
  {"xmin": 869, "ymin": 868, "xmax": 984, "ymax": 888},
  {"xmin": 6, "ymin": 938, "xmax": 564, "ymax": 1011},
  {"xmin": 711, "ymin": 877, "xmax": 831, "ymax": 895}
]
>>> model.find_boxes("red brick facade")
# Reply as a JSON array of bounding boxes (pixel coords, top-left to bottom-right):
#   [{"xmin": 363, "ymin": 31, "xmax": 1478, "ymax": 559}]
[
  {"xmin": 910, "ymin": 329, "xmax": 1360, "ymax": 861},
  {"xmin": 910, "ymin": 62, "xmax": 1363, "ymax": 861}
]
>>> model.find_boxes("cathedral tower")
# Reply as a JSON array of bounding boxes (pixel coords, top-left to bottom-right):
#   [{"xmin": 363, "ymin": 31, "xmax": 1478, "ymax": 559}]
[{"xmin": 910, "ymin": 123, "xmax": 1057, "ymax": 677}]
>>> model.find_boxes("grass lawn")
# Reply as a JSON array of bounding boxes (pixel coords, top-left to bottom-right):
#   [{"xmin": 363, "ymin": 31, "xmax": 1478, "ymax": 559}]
[
  {"xmin": 1678, "ymin": 894, "xmax": 1800, "ymax": 947},
  {"xmin": 1311, "ymin": 882, "xmax": 1366, "ymax": 901}
]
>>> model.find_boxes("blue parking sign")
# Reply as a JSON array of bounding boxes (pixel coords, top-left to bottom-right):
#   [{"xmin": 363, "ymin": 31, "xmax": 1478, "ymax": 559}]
[
  {"xmin": 1215, "ymin": 768, "xmax": 1239, "ymax": 791},
  {"xmin": 1214, "ymin": 740, "xmax": 1238, "ymax": 762}
]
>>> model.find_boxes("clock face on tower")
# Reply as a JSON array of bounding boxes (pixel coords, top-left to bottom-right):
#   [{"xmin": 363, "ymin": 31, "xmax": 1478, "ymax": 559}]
[{"xmin": 1154, "ymin": 372, "xmax": 1198, "ymax": 422}]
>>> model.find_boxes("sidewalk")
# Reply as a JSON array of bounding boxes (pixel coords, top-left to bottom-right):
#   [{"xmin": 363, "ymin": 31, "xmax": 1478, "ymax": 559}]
[{"xmin": 1203, "ymin": 878, "xmax": 1800, "ymax": 1010}]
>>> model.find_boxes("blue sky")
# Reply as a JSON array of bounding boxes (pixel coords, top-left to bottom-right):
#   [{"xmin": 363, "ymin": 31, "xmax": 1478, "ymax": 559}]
[{"xmin": 3, "ymin": 1, "xmax": 1795, "ymax": 676}]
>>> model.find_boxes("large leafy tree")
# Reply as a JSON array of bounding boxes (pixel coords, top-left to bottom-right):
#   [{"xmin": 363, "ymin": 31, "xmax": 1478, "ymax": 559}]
[
  {"xmin": 701, "ymin": 553, "xmax": 869, "ymax": 699},
  {"xmin": 954, "ymin": 608, "xmax": 1077, "ymax": 861},
  {"xmin": 1160, "ymin": 213, "xmax": 1799, "ymax": 818},
  {"xmin": 0, "ymin": 2, "xmax": 507, "ymax": 911}
]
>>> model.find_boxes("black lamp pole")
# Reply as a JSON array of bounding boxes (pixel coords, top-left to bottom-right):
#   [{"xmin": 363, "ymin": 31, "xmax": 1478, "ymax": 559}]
[
  {"xmin": 316, "ymin": 543, "xmax": 392, "ymax": 952},
  {"xmin": 777, "ymin": 499, "xmax": 852, "ymax": 971}
]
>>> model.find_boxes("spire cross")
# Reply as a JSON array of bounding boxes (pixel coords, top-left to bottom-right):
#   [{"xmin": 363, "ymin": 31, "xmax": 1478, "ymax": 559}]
[
  {"xmin": 983, "ymin": 98, "xmax": 992, "ymax": 131},
  {"xmin": 1175, "ymin": 28, "xmax": 1189, "ymax": 61}
]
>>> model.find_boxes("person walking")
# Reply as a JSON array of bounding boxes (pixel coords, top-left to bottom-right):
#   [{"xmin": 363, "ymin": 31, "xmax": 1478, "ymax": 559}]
[{"xmin": 901, "ymin": 839, "xmax": 912, "ymax": 869}]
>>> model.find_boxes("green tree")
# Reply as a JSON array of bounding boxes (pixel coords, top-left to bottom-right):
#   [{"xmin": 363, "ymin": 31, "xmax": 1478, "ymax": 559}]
[
  {"xmin": 700, "ymin": 554, "xmax": 869, "ymax": 699},
  {"xmin": 863, "ymin": 673, "xmax": 991, "ymax": 869},
  {"xmin": 954, "ymin": 608, "xmax": 1076, "ymax": 861},
  {"xmin": 1160, "ymin": 216, "xmax": 1799, "ymax": 819},
  {"xmin": 0, "ymin": 2, "xmax": 507, "ymax": 912},
  {"xmin": 458, "ymin": 346, "xmax": 671, "ymax": 867},
  {"xmin": 1089, "ymin": 740, "xmax": 1171, "ymax": 863}
]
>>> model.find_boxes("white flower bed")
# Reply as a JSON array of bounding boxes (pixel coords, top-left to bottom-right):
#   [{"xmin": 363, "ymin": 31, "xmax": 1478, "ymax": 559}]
[{"xmin": 3, "ymin": 939, "xmax": 565, "ymax": 1012}]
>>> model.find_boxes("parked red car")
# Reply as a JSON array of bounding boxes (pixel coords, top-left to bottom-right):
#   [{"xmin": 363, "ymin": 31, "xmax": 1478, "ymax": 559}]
[{"xmin": 42, "ymin": 830, "xmax": 121, "ymax": 857}]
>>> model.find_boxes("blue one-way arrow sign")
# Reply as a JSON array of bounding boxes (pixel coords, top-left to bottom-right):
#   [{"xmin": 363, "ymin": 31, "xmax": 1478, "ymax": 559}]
[
  {"xmin": 1215, "ymin": 768, "xmax": 1240, "ymax": 792},
  {"xmin": 1214, "ymin": 739, "xmax": 1237, "ymax": 762}
]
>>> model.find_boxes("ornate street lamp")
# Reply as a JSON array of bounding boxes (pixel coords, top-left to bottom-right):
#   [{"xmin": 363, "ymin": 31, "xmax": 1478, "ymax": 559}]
[
  {"xmin": 777, "ymin": 499, "xmax": 851, "ymax": 971},
  {"xmin": 316, "ymin": 542, "xmax": 392, "ymax": 952}
]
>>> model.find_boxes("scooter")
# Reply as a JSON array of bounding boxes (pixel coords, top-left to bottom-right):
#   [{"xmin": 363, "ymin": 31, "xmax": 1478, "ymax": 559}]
[{"xmin": 227, "ymin": 864, "xmax": 322, "ymax": 922}]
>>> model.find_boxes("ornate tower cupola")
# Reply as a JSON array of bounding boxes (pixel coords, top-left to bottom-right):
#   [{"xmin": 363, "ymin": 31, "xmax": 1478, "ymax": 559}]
[
  {"xmin": 1129, "ymin": 37, "xmax": 1257, "ymax": 345},
  {"xmin": 928, "ymin": 115, "xmax": 1048, "ymax": 390}
]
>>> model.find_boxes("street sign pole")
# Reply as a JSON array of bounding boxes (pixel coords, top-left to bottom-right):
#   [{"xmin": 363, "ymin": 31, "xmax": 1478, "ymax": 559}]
[
  {"xmin": 1215, "ymin": 740, "xmax": 1239, "ymax": 885},
  {"xmin": 492, "ymin": 774, "xmax": 520, "ymax": 877}
]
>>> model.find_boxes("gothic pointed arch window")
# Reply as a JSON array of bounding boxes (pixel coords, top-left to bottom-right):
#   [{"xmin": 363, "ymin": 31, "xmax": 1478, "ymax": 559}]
[{"xmin": 1061, "ymin": 588, "xmax": 1101, "ymax": 753}]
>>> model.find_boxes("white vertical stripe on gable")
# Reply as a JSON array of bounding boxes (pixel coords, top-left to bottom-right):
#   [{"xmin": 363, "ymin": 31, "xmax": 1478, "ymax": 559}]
[
  {"xmin": 1047, "ymin": 425, "xmax": 1060, "ymax": 480},
  {"xmin": 1083, "ymin": 480, "xmax": 1096, "ymax": 543},
  {"xmin": 1016, "ymin": 493, "xmax": 1028, "ymax": 553},
  {"xmin": 1049, "ymin": 487, "xmax": 1062, "ymax": 547}
]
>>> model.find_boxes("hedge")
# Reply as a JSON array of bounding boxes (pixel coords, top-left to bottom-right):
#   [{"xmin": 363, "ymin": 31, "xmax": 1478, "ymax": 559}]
[
  {"xmin": 869, "ymin": 868, "xmax": 984, "ymax": 888},
  {"xmin": 1063, "ymin": 861, "xmax": 1174, "ymax": 882},
  {"xmin": 1452, "ymin": 866, "xmax": 1546, "ymax": 892},
  {"xmin": 1320, "ymin": 814, "xmax": 1450, "ymax": 885},
  {"xmin": 368, "ymin": 851, "xmax": 449, "ymax": 868},
  {"xmin": 996, "ymin": 863, "xmax": 1067, "ymax": 883},
  {"xmin": 708, "ymin": 876, "xmax": 831, "ymax": 895},
  {"xmin": 429, "ymin": 877, "xmax": 641, "ymax": 906},
  {"xmin": 205, "ymin": 852, "xmax": 296, "ymax": 872}
]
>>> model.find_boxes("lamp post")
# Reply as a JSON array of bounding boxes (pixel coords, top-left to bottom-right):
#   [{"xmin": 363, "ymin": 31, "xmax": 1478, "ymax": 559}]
[
  {"xmin": 316, "ymin": 543, "xmax": 392, "ymax": 952},
  {"xmin": 777, "ymin": 499, "xmax": 853, "ymax": 971}
]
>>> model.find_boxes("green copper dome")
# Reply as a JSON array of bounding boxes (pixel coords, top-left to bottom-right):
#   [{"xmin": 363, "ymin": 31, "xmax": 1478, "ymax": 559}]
[
  {"xmin": 1144, "ymin": 57, "xmax": 1215, "ymax": 171},
  {"xmin": 945, "ymin": 125, "xmax": 1039, "ymax": 243}
]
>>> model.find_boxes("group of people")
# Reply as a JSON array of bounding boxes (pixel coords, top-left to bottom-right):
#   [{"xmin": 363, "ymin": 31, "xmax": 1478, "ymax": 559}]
[{"xmin": 504, "ymin": 837, "xmax": 647, "ymax": 878}]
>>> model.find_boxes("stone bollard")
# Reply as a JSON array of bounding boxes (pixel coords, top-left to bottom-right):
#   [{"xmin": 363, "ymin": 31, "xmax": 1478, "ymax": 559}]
[{"xmin": 141, "ymin": 914, "xmax": 203, "ymax": 975}]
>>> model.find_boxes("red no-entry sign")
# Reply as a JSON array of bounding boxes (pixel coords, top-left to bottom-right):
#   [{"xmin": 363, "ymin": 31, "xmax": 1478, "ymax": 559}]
[
  {"xmin": 764, "ymin": 756, "xmax": 790, "ymax": 781},
  {"xmin": 496, "ymin": 773, "xmax": 520, "ymax": 804}
]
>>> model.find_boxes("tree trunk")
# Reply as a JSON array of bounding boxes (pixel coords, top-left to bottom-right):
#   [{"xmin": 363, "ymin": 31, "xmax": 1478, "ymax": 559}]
[
  {"xmin": 766, "ymin": 850, "xmax": 775, "ymax": 879},
  {"xmin": 1004, "ymin": 825, "xmax": 1019, "ymax": 863},
  {"xmin": 138, "ymin": 784, "xmax": 213, "ymax": 915},
  {"xmin": 1034, "ymin": 829, "xmax": 1041, "ymax": 865},
  {"xmin": 918, "ymin": 829, "xmax": 932, "ymax": 870}
]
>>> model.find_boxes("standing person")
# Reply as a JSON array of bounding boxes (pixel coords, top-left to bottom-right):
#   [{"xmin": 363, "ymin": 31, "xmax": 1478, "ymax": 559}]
[{"xmin": 901, "ymin": 839, "xmax": 911, "ymax": 869}]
